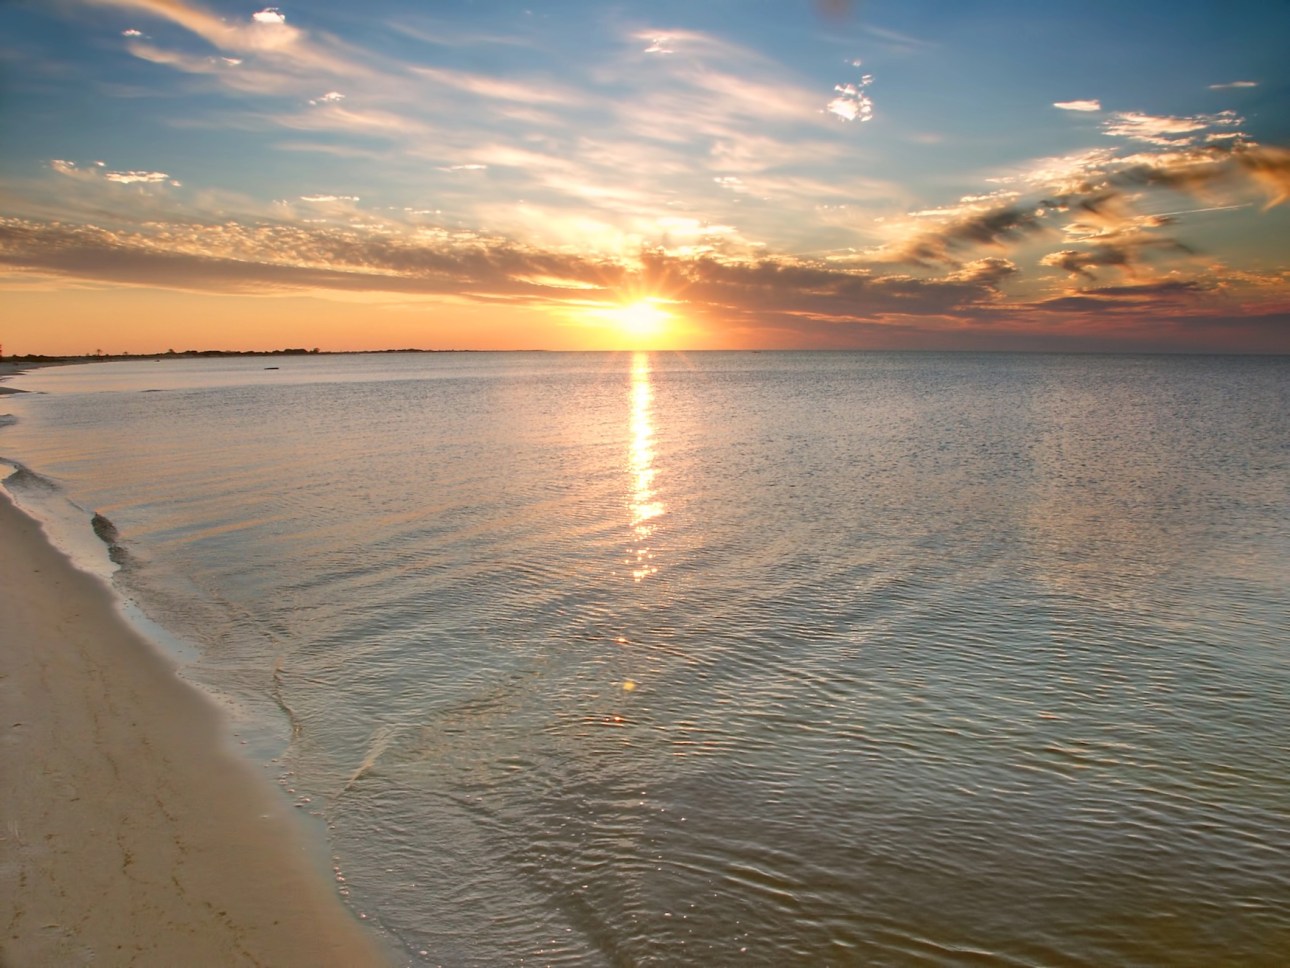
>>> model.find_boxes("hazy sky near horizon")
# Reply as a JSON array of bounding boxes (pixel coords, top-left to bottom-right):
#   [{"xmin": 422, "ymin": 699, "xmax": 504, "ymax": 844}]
[{"xmin": 2, "ymin": 0, "xmax": 1289, "ymax": 353}]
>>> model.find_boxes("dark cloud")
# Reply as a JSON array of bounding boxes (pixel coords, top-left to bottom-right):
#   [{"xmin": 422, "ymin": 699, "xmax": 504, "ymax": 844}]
[
  {"xmin": 1086, "ymin": 143, "xmax": 1290, "ymax": 205},
  {"xmin": 946, "ymin": 257, "xmax": 1018, "ymax": 287},
  {"xmin": 639, "ymin": 250, "xmax": 1012, "ymax": 321},
  {"xmin": 0, "ymin": 214, "xmax": 1024, "ymax": 342},
  {"xmin": 886, "ymin": 144, "xmax": 1289, "ymax": 289},
  {"xmin": 894, "ymin": 203, "xmax": 1054, "ymax": 265},
  {"xmin": 1031, "ymin": 282, "xmax": 1203, "ymax": 313},
  {"xmin": 1086, "ymin": 280, "xmax": 1209, "ymax": 298},
  {"xmin": 0, "ymin": 216, "xmax": 628, "ymax": 298}
]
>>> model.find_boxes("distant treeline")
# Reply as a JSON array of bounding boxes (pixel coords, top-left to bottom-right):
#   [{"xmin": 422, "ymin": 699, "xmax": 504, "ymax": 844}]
[{"xmin": 3, "ymin": 348, "xmax": 475, "ymax": 363}]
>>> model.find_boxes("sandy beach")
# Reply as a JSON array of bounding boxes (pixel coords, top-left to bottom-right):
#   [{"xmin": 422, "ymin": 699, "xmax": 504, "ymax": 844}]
[{"xmin": 0, "ymin": 493, "xmax": 390, "ymax": 967}]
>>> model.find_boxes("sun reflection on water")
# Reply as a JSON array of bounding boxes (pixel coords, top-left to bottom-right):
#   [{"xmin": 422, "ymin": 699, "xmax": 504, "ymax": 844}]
[{"xmin": 629, "ymin": 352, "xmax": 663, "ymax": 581}]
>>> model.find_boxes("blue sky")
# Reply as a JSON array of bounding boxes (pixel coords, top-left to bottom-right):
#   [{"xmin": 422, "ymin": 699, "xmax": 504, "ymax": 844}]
[{"xmin": 2, "ymin": 0, "xmax": 1288, "ymax": 352}]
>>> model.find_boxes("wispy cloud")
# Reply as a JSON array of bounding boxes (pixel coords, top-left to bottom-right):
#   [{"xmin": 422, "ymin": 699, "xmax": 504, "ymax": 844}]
[
  {"xmin": 882, "ymin": 202, "xmax": 1056, "ymax": 265},
  {"xmin": 870, "ymin": 141, "xmax": 1290, "ymax": 304},
  {"xmin": 861, "ymin": 24, "xmax": 937, "ymax": 53},
  {"xmin": 411, "ymin": 67, "xmax": 580, "ymax": 105},
  {"xmin": 51, "ymin": 158, "xmax": 180, "ymax": 187},
  {"xmin": 92, "ymin": 0, "xmax": 373, "ymax": 81},
  {"xmin": 105, "ymin": 170, "xmax": 174, "ymax": 185},
  {"xmin": 1053, "ymin": 99, "xmax": 1101, "ymax": 112},
  {"xmin": 8, "ymin": 2, "xmax": 1287, "ymax": 353},
  {"xmin": 1102, "ymin": 110, "xmax": 1242, "ymax": 147},
  {"xmin": 3, "ymin": 203, "xmax": 1284, "ymax": 351}
]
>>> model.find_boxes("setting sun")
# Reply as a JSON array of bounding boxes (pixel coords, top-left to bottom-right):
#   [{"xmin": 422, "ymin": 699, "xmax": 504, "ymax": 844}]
[{"xmin": 611, "ymin": 298, "xmax": 672, "ymax": 340}]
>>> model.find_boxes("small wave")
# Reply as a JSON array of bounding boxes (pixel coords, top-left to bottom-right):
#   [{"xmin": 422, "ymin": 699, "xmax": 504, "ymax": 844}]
[
  {"xmin": 341, "ymin": 723, "xmax": 404, "ymax": 795},
  {"xmin": 91, "ymin": 511, "xmax": 130, "ymax": 566},
  {"xmin": 0, "ymin": 414, "xmax": 16, "ymax": 428},
  {"xmin": 1, "ymin": 459, "xmax": 59, "ymax": 494},
  {"xmin": 91, "ymin": 511, "xmax": 120, "ymax": 543},
  {"xmin": 1, "ymin": 459, "xmax": 119, "ymax": 579}
]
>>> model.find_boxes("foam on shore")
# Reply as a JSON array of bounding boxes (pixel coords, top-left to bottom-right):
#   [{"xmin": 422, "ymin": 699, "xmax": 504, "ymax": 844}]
[{"xmin": 0, "ymin": 491, "xmax": 392, "ymax": 966}]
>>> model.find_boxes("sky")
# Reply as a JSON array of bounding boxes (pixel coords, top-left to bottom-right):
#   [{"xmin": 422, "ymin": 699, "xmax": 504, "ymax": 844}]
[{"xmin": 2, "ymin": 0, "xmax": 1288, "ymax": 354}]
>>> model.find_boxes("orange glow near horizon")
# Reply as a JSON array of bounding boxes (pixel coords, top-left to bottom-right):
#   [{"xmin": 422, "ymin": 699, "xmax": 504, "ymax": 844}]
[{"xmin": 567, "ymin": 292, "xmax": 692, "ymax": 351}]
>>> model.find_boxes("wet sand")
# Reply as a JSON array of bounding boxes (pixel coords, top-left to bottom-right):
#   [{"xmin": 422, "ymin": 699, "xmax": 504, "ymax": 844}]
[{"xmin": 0, "ymin": 493, "xmax": 391, "ymax": 967}]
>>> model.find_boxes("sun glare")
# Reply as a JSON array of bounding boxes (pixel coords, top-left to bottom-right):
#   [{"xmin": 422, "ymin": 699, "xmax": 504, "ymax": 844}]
[{"xmin": 611, "ymin": 298, "xmax": 672, "ymax": 341}]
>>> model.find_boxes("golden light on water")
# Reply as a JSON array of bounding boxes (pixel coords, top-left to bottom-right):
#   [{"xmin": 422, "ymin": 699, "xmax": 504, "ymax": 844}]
[{"xmin": 629, "ymin": 352, "xmax": 663, "ymax": 581}]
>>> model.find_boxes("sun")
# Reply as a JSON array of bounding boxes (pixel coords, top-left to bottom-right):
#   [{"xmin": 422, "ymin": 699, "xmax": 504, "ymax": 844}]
[{"xmin": 610, "ymin": 298, "xmax": 672, "ymax": 340}]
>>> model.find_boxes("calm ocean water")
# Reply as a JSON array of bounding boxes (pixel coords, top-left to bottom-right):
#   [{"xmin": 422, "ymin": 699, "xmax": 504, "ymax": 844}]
[{"xmin": 2, "ymin": 351, "xmax": 1288, "ymax": 967}]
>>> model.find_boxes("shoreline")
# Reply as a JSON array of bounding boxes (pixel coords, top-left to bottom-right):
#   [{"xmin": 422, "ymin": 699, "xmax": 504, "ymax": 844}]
[
  {"xmin": 0, "ymin": 359, "xmax": 77, "ymax": 394},
  {"xmin": 0, "ymin": 492, "xmax": 393, "ymax": 967}
]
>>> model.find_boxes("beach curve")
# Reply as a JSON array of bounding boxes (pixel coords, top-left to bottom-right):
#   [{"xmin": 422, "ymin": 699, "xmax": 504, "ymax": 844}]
[{"xmin": 0, "ymin": 492, "xmax": 393, "ymax": 967}]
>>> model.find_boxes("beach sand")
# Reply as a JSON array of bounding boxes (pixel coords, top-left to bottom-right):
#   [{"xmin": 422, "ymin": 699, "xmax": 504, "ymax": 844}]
[{"xmin": 0, "ymin": 493, "xmax": 391, "ymax": 967}]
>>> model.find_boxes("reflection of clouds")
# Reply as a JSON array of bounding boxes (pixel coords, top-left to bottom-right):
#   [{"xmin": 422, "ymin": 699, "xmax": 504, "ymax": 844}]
[{"xmin": 629, "ymin": 353, "xmax": 663, "ymax": 581}]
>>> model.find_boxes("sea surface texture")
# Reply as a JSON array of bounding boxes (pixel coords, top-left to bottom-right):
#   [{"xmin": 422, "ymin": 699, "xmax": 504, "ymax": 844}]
[{"xmin": 3, "ymin": 351, "xmax": 1287, "ymax": 967}]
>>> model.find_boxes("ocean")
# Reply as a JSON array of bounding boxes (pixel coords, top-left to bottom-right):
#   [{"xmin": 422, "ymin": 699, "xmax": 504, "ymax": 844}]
[{"xmin": 2, "ymin": 350, "xmax": 1287, "ymax": 966}]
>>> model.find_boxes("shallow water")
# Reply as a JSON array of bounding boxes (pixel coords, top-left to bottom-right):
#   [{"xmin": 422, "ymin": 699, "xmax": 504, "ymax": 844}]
[{"xmin": 3, "ymin": 351, "xmax": 1288, "ymax": 966}]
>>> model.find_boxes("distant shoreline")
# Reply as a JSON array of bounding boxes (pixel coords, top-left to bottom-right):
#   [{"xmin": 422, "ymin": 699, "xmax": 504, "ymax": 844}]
[
  {"xmin": 2, "ymin": 348, "xmax": 1285, "ymax": 377},
  {"xmin": 1, "ymin": 347, "xmax": 494, "ymax": 367}
]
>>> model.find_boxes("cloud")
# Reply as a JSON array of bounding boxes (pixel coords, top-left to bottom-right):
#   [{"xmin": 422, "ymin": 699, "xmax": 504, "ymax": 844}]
[
  {"xmin": 1235, "ymin": 145, "xmax": 1290, "ymax": 208},
  {"xmin": 944, "ymin": 258, "xmax": 1018, "ymax": 288},
  {"xmin": 826, "ymin": 73, "xmax": 875, "ymax": 123},
  {"xmin": 93, "ymin": 0, "xmax": 371, "ymax": 80},
  {"xmin": 411, "ymin": 67, "xmax": 578, "ymax": 106},
  {"xmin": 861, "ymin": 24, "xmax": 936, "ymax": 53},
  {"xmin": 886, "ymin": 202, "xmax": 1055, "ymax": 265},
  {"xmin": 628, "ymin": 28, "xmax": 747, "ymax": 60},
  {"xmin": 50, "ymin": 159, "xmax": 179, "ymax": 187},
  {"xmin": 1102, "ymin": 110, "xmax": 1242, "ymax": 147},
  {"xmin": 124, "ymin": 39, "xmax": 248, "ymax": 77},
  {"xmin": 105, "ymin": 170, "xmax": 174, "ymax": 185},
  {"xmin": 272, "ymin": 102, "xmax": 432, "ymax": 138},
  {"xmin": 0, "ymin": 215, "xmax": 606, "ymax": 298},
  {"xmin": 880, "ymin": 140, "xmax": 1290, "ymax": 286},
  {"xmin": 1084, "ymin": 280, "xmax": 1209, "ymax": 298},
  {"xmin": 1038, "ymin": 235, "xmax": 1189, "ymax": 279},
  {"xmin": 1208, "ymin": 80, "xmax": 1258, "ymax": 90},
  {"xmin": 1054, "ymin": 99, "xmax": 1101, "ymax": 112},
  {"xmin": 1095, "ymin": 144, "xmax": 1290, "ymax": 209},
  {"xmin": 17, "ymin": 4, "xmax": 1289, "ymax": 355},
  {"xmin": 251, "ymin": 7, "xmax": 286, "ymax": 25},
  {"xmin": 0, "ymin": 211, "xmax": 1011, "ymax": 323},
  {"xmin": 3, "ymin": 211, "xmax": 1284, "ymax": 351}
]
